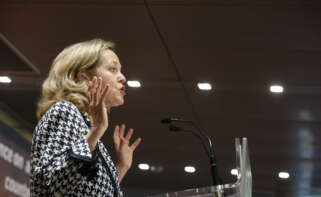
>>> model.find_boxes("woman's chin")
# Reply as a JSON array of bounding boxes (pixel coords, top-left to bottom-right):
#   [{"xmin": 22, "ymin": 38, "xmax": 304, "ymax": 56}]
[
  {"xmin": 108, "ymin": 99, "xmax": 124, "ymax": 108},
  {"xmin": 115, "ymin": 100, "xmax": 124, "ymax": 107}
]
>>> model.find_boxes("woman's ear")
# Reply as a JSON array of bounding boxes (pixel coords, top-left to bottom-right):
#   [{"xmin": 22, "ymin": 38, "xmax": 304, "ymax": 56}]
[{"xmin": 76, "ymin": 70, "xmax": 89, "ymax": 81}]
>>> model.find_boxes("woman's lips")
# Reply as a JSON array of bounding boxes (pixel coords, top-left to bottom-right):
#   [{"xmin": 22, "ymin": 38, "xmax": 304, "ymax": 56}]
[{"xmin": 120, "ymin": 86, "xmax": 126, "ymax": 96}]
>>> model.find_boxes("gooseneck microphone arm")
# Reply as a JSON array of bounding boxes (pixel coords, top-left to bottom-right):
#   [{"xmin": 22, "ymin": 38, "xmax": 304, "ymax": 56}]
[
  {"xmin": 191, "ymin": 122, "xmax": 221, "ymax": 186},
  {"xmin": 162, "ymin": 118, "xmax": 222, "ymax": 186},
  {"xmin": 169, "ymin": 125, "xmax": 210, "ymax": 162}
]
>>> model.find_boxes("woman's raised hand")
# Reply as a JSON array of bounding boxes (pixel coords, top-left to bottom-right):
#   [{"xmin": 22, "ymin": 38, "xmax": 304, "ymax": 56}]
[
  {"xmin": 86, "ymin": 76, "xmax": 109, "ymax": 151},
  {"xmin": 113, "ymin": 124, "xmax": 141, "ymax": 182}
]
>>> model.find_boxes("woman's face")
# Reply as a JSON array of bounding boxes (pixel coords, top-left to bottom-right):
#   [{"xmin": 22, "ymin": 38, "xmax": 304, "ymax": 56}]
[{"xmin": 93, "ymin": 49, "xmax": 126, "ymax": 108}]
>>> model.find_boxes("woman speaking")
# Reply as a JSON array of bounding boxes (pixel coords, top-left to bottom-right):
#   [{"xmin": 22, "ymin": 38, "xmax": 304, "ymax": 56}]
[{"xmin": 30, "ymin": 39, "xmax": 141, "ymax": 196}]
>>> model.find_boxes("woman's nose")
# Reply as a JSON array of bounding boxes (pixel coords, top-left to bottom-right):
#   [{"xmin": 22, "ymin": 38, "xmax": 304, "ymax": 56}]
[{"xmin": 119, "ymin": 73, "xmax": 126, "ymax": 83}]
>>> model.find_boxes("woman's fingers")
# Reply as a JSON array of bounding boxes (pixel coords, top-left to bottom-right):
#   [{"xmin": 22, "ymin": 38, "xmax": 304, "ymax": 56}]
[
  {"xmin": 99, "ymin": 83, "xmax": 109, "ymax": 106},
  {"xmin": 95, "ymin": 77, "xmax": 102, "ymax": 106},
  {"xmin": 130, "ymin": 138, "xmax": 142, "ymax": 151},
  {"xmin": 87, "ymin": 76, "xmax": 109, "ymax": 136},
  {"xmin": 89, "ymin": 77, "xmax": 97, "ymax": 106},
  {"xmin": 93, "ymin": 76, "xmax": 98, "ymax": 106},
  {"xmin": 113, "ymin": 125, "xmax": 120, "ymax": 148},
  {"xmin": 113, "ymin": 125, "xmax": 120, "ymax": 141},
  {"xmin": 120, "ymin": 124, "xmax": 125, "ymax": 139},
  {"xmin": 87, "ymin": 81, "xmax": 92, "ymax": 105},
  {"xmin": 114, "ymin": 125, "xmax": 141, "ymax": 151},
  {"xmin": 88, "ymin": 76, "xmax": 108, "ymax": 107},
  {"xmin": 125, "ymin": 128, "xmax": 133, "ymax": 141}
]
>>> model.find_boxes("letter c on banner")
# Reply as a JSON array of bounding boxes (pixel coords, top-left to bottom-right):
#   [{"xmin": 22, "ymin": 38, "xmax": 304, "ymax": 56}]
[{"xmin": 4, "ymin": 176, "xmax": 10, "ymax": 190}]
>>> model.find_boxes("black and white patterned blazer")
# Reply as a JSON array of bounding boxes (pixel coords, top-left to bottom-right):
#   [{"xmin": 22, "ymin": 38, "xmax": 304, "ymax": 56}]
[{"xmin": 30, "ymin": 101, "xmax": 123, "ymax": 197}]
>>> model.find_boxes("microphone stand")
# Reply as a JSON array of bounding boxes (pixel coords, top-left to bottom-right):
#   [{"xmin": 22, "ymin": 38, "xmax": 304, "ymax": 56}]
[
  {"xmin": 168, "ymin": 122, "xmax": 222, "ymax": 186},
  {"xmin": 191, "ymin": 122, "xmax": 222, "ymax": 186}
]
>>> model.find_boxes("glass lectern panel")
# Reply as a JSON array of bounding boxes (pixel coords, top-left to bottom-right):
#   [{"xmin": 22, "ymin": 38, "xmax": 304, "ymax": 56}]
[{"xmin": 147, "ymin": 138, "xmax": 252, "ymax": 197}]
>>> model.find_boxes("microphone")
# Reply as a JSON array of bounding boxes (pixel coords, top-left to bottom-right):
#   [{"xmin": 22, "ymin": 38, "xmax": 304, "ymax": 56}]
[
  {"xmin": 161, "ymin": 117, "xmax": 193, "ymax": 124},
  {"xmin": 161, "ymin": 117, "xmax": 222, "ymax": 186},
  {"xmin": 169, "ymin": 124, "xmax": 191, "ymax": 132}
]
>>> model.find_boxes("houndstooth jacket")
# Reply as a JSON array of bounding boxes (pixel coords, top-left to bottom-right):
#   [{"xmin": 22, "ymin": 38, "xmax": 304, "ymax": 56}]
[{"xmin": 30, "ymin": 101, "xmax": 123, "ymax": 197}]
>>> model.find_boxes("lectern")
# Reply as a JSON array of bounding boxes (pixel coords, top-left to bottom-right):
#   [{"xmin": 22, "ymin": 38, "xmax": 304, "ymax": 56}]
[{"xmin": 148, "ymin": 138, "xmax": 252, "ymax": 197}]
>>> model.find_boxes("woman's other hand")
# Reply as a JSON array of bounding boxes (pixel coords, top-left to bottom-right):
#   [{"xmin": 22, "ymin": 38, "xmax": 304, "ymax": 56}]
[
  {"xmin": 86, "ymin": 76, "xmax": 109, "ymax": 151},
  {"xmin": 113, "ymin": 124, "xmax": 142, "ymax": 183}
]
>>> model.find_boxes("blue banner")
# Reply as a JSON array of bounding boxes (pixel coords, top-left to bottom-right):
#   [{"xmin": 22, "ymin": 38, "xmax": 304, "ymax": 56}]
[{"xmin": 0, "ymin": 120, "xmax": 31, "ymax": 197}]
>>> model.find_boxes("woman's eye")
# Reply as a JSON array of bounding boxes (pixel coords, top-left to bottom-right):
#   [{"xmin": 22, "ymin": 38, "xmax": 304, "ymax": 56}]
[{"xmin": 109, "ymin": 67, "xmax": 117, "ymax": 73}]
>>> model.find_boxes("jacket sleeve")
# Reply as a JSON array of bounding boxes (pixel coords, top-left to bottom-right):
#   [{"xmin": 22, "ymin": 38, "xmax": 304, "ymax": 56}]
[{"xmin": 32, "ymin": 101, "xmax": 97, "ymax": 194}]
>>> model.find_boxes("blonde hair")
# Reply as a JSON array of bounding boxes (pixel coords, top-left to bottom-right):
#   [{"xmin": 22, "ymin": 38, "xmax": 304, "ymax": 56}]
[{"xmin": 37, "ymin": 38, "xmax": 114, "ymax": 120}]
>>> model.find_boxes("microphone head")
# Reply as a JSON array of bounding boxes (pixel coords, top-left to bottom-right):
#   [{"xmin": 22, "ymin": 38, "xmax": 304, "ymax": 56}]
[
  {"xmin": 169, "ymin": 124, "xmax": 181, "ymax": 132},
  {"xmin": 160, "ymin": 117, "xmax": 172, "ymax": 124}
]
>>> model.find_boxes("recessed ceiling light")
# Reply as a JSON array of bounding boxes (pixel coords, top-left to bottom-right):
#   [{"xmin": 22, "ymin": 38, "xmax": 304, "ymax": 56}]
[
  {"xmin": 138, "ymin": 163, "xmax": 150, "ymax": 170},
  {"xmin": 127, "ymin": 80, "xmax": 141, "ymax": 88},
  {"xmin": 270, "ymin": 85, "xmax": 284, "ymax": 93},
  {"xmin": 0, "ymin": 76, "xmax": 12, "ymax": 83},
  {"xmin": 197, "ymin": 83, "xmax": 212, "ymax": 90},
  {"xmin": 231, "ymin": 168, "xmax": 238, "ymax": 176},
  {"xmin": 150, "ymin": 165, "xmax": 164, "ymax": 173},
  {"xmin": 278, "ymin": 171, "xmax": 290, "ymax": 179},
  {"xmin": 184, "ymin": 166, "xmax": 196, "ymax": 173}
]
